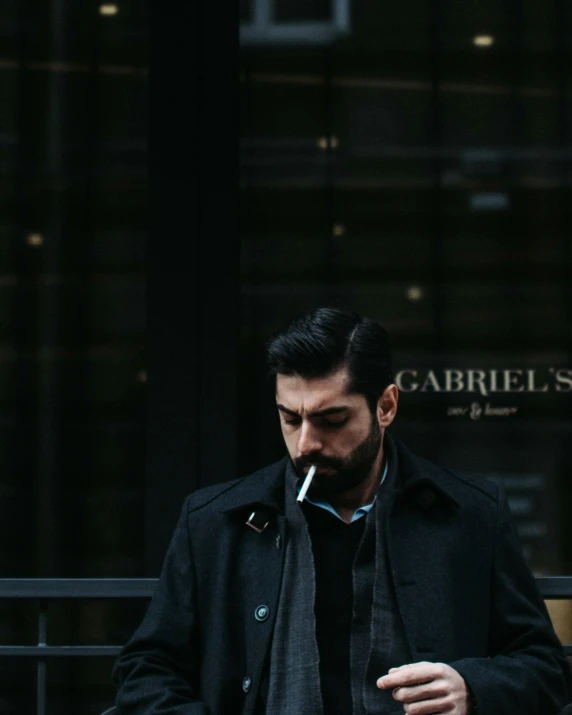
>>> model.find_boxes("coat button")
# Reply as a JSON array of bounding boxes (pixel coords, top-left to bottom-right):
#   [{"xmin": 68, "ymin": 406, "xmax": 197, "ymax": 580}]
[
  {"xmin": 254, "ymin": 605, "xmax": 269, "ymax": 621},
  {"xmin": 242, "ymin": 676, "xmax": 252, "ymax": 693}
]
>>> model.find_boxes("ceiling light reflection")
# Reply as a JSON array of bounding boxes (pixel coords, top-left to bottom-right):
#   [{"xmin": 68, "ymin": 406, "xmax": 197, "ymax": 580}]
[
  {"xmin": 473, "ymin": 35, "xmax": 494, "ymax": 48},
  {"xmin": 99, "ymin": 4, "xmax": 119, "ymax": 16},
  {"xmin": 26, "ymin": 233, "xmax": 44, "ymax": 247},
  {"xmin": 406, "ymin": 286, "xmax": 424, "ymax": 303}
]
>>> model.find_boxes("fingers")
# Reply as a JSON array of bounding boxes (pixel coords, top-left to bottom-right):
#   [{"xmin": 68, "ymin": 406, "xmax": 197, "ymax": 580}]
[
  {"xmin": 377, "ymin": 662, "xmax": 468, "ymax": 715},
  {"xmin": 391, "ymin": 681, "xmax": 449, "ymax": 703},
  {"xmin": 377, "ymin": 661, "xmax": 446, "ymax": 690},
  {"xmin": 399, "ymin": 696, "xmax": 454, "ymax": 714}
]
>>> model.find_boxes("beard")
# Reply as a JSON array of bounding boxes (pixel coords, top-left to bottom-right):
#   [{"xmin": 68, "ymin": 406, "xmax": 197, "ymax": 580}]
[{"xmin": 292, "ymin": 416, "xmax": 382, "ymax": 498}]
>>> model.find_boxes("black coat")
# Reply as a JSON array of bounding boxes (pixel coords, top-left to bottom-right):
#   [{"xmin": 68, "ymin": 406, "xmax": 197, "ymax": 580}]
[{"xmin": 113, "ymin": 437, "xmax": 571, "ymax": 714}]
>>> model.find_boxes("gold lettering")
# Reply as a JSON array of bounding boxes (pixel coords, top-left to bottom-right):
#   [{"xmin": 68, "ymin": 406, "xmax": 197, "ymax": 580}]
[
  {"xmin": 395, "ymin": 370, "xmax": 418, "ymax": 392},
  {"xmin": 420, "ymin": 370, "xmax": 442, "ymax": 392},
  {"xmin": 467, "ymin": 369, "xmax": 488, "ymax": 397},
  {"xmin": 526, "ymin": 369, "xmax": 548, "ymax": 393},
  {"xmin": 444, "ymin": 370, "xmax": 464, "ymax": 392},
  {"xmin": 555, "ymin": 369, "xmax": 572, "ymax": 392},
  {"xmin": 503, "ymin": 369, "xmax": 524, "ymax": 392}
]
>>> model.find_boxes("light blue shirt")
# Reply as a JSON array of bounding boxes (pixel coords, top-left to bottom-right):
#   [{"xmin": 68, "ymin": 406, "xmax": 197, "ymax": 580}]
[{"xmin": 299, "ymin": 460, "xmax": 389, "ymax": 524}]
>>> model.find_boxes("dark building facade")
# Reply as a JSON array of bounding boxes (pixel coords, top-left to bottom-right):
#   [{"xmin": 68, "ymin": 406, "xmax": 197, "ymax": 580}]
[{"xmin": 0, "ymin": 0, "xmax": 571, "ymax": 711}]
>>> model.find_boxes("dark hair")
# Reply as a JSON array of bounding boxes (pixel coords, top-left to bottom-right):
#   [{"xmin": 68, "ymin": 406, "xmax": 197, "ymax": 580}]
[{"xmin": 266, "ymin": 307, "xmax": 393, "ymax": 411}]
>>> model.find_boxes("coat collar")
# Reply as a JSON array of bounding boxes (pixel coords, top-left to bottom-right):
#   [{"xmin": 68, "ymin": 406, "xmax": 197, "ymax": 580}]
[
  {"xmin": 388, "ymin": 434, "xmax": 460, "ymax": 509},
  {"xmin": 219, "ymin": 432, "xmax": 460, "ymax": 518},
  {"xmin": 220, "ymin": 458, "xmax": 289, "ymax": 517}
]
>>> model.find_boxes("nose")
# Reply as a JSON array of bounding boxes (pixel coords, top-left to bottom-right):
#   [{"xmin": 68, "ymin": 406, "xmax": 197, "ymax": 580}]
[{"xmin": 297, "ymin": 421, "xmax": 323, "ymax": 456}]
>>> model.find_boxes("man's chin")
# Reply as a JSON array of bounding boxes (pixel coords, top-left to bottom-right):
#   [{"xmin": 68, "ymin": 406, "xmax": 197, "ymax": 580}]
[
  {"xmin": 308, "ymin": 473, "xmax": 341, "ymax": 494},
  {"xmin": 307, "ymin": 471, "xmax": 366, "ymax": 498}
]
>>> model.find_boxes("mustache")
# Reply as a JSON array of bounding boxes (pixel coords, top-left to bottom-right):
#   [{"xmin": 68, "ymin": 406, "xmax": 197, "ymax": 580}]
[{"xmin": 294, "ymin": 455, "xmax": 344, "ymax": 471}]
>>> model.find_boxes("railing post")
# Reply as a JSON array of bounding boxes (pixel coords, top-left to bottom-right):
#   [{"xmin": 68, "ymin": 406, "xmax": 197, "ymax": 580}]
[{"xmin": 37, "ymin": 601, "xmax": 48, "ymax": 715}]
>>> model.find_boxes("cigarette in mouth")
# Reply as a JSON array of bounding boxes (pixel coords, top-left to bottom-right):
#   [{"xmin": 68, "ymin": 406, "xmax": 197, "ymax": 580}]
[{"xmin": 297, "ymin": 464, "xmax": 317, "ymax": 502}]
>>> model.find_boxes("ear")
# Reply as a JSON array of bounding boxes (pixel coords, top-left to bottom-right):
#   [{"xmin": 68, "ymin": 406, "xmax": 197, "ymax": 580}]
[{"xmin": 377, "ymin": 384, "xmax": 398, "ymax": 428}]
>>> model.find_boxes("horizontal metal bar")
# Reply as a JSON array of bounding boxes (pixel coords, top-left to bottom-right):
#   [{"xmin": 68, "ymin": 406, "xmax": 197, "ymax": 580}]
[
  {"xmin": 0, "ymin": 645, "xmax": 121, "ymax": 657},
  {"xmin": 0, "ymin": 643, "xmax": 569, "ymax": 658},
  {"xmin": 0, "ymin": 640, "xmax": 569, "ymax": 660},
  {"xmin": 0, "ymin": 579, "xmax": 158, "ymax": 599},
  {"xmin": 536, "ymin": 577, "xmax": 572, "ymax": 599},
  {"xmin": 0, "ymin": 577, "xmax": 570, "ymax": 601}
]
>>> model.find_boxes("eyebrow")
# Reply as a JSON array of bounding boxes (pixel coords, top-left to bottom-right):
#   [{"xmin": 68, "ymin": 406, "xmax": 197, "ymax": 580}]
[{"xmin": 276, "ymin": 404, "xmax": 349, "ymax": 418}]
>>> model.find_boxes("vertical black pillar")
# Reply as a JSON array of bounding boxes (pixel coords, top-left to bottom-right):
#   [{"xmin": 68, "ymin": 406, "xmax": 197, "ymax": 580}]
[
  {"xmin": 553, "ymin": 0, "xmax": 572, "ymax": 571},
  {"xmin": 36, "ymin": 0, "xmax": 67, "ymax": 576},
  {"xmin": 428, "ymin": 0, "xmax": 444, "ymax": 352},
  {"xmin": 147, "ymin": 0, "xmax": 239, "ymax": 575}
]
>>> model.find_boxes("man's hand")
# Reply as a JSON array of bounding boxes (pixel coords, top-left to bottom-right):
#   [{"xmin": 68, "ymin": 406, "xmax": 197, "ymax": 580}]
[{"xmin": 376, "ymin": 661, "xmax": 471, "ymax": 715}]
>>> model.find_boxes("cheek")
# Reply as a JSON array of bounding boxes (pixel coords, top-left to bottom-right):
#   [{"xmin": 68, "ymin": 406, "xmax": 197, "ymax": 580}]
[
  {"xmin": 343, "ymin": 417, "xmax": 372, "ymax": 442},
  {"xmin": 322, "ymin": 423, "xmax": 370, "ymax": 456},
  {"xmin": 341, "ymin": 422, "xmax": 379, "ymax": 456}
]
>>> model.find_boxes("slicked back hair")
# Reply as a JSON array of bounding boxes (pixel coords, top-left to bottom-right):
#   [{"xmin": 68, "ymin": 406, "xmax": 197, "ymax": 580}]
[{"xmin": 266, "ymin": 307, "xmax": 393, "ymax": 412}]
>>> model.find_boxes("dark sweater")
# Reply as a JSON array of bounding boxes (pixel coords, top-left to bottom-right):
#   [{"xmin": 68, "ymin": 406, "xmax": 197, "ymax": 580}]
[{"xmin": 302, "ymin": 501, "xmax": 369, "ymax": 715}]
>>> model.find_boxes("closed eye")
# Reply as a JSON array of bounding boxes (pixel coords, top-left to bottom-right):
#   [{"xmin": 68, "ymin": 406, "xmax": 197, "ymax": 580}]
[
  {"xmin": 282, "ymin": 417, "xmax": 348, "ymax": 429},
  {"xmin": 321, "ymin": 418, "xmax": 348, "ymax": 429}
]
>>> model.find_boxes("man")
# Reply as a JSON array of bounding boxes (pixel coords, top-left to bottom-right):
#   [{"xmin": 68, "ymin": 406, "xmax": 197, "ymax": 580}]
[{"xmin": 113, "ymin": 307, "xmax": 571, "ymax": 714}]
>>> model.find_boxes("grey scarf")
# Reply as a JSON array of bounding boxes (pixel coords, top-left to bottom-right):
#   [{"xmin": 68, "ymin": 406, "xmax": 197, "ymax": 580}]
[
  {"xmin": 265, "ymin": 464, "xmax": 323, "ymax": 715},
  {"xmin": 266, "ymin": 449, "xmax": 410, "ymax": 714},
  {"xmin": 362, "ymin": 488, "xmax": 412, "ymax": 713}
]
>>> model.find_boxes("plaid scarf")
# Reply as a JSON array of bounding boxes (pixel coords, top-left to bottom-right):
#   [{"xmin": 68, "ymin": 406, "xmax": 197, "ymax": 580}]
[
  {"xmin": 266, "ymin": 441, "xmax": 410, "ymax": 714},
  {"xmin": 265, "ymin": 462, "xmax": 323, "ymax": 714}
]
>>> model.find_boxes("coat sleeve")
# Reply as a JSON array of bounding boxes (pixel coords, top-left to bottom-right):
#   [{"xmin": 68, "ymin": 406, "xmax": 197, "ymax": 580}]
[
  {"xmin": 451, "ymin": 490, "xmax": 571, "ymax": 715},
  {"xmin": 112, "ymin": 497, "xmax": 207, "ymax": 714}
]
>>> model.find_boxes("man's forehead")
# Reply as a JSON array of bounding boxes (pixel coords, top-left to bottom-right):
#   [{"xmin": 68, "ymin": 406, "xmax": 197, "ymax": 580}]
[{"xmin": 275, "ymin": 368, "xmax": 353, "ymax": 407}]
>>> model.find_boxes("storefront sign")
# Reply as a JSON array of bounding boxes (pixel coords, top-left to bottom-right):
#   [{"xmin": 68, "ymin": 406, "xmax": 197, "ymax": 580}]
[{"xmin": 395, "ymin": 368, "xmax": 572, "ymax": 395}]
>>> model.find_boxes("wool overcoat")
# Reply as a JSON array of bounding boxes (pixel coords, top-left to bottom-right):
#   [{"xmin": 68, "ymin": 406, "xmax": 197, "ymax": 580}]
[{"xmin": 113, "ymin": 436, "xmax": 571, "ymax": 714}]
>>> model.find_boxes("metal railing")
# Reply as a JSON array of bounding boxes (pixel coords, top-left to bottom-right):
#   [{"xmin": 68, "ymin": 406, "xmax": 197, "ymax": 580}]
[
  {"xmin": 0, "ymin": 577, "xmax": 571, "ymax": 715},
  {"xmin": 0, "ymin": 579, "xmax": 156, "ymax": 715}
]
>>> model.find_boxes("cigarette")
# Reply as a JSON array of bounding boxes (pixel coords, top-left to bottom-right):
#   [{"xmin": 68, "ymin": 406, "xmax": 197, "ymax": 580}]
[{"xmin": 297, "ymin": 465, "xmax": 317, "ymax": 502}]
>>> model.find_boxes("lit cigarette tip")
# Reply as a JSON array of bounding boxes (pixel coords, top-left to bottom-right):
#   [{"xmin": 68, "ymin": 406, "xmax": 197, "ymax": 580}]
[{"xmin": 297, "ymin": 464, "xmax": 317, "ymax": 502}]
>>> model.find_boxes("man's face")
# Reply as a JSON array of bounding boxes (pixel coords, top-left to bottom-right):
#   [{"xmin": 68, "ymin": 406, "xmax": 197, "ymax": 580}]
[{"xmin": 275, "ymin": 367, "xmax": 384, "ymax": 497}]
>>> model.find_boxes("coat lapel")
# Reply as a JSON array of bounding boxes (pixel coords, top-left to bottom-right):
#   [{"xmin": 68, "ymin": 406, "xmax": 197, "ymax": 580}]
[
  {"xmin": 221, "ymin": 460, "xmax": 289, "ymax": 712},
  {"xmin": 386, "ymin": 436, "xmax": 462, "ymax": 662},
  {"xmin": 238, "ymin": 513, "xmax": 288, "ymax": 713},
  {"xmin": 388, "ymin": 499, "xmax": 448, "ymax": 661}
]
